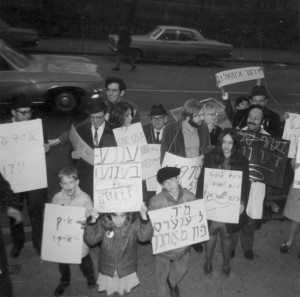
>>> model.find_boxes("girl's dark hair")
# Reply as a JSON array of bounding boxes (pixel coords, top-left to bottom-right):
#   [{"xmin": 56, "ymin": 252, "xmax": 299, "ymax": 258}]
[
  {"xmin": 213, "ymin": 128, "xmax": 242, "ymax": 166},
  {"xmin": 99, "ymin": 212, "xmax": 137, "ymax": 231},
  {"xmin": 108, "ymin": 101, "xmax": 134, "ymax": 129}
]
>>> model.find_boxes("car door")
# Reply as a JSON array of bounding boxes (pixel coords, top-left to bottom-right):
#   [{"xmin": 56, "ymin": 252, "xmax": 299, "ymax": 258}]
[
  {"xmin": 151, "ymin": 29, "xmax": 179, "ymax": 59},
  {"xmin": 0, "ymin": 55, "xmax": 29, "ymax": 105},
  {"xmin": 177, "ymin": 30, "xmax": 200, "ymax": 59}
]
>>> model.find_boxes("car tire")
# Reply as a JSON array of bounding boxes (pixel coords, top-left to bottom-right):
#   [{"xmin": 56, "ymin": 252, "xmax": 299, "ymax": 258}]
[
  {"xmin": 195, "ymin": 54, "xmax": 212, "ymax": 66},
  {"xmin": 130, "ymin": 48, "xmax": 142, "ymax": 63},
  {"xmin": 54, "ymin": 92, "xmax": 77, "ymax": 112}
]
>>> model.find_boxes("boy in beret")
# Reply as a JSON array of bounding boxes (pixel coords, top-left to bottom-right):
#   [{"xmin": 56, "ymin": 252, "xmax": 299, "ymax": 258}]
[{"xmin": 148, "ymin": 167, "xmax": 195, "ymax": 297}]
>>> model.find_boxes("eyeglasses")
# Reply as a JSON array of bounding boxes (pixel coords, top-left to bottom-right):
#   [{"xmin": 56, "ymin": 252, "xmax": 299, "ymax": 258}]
[
  {"xmin": 16, "ymin": 110, "xmax": 33, "ymax": 116},
  {"xmin": 89, "ymin": 114, "xmax": 105, "ymax": 120},
  {"xmin": 151, "ymin": 116, "xmax": 166, "ymax": 122}
]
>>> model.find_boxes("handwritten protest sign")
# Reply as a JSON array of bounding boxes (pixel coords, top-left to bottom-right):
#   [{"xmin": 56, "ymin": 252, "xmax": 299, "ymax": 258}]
[
  {"xmin": 94, "ymin": 146, "xmax": 142, "ymax": 212},
  {"xmin": 203, "ymin": 168, "xmax": 242, "ymax": 223},
  {"xmin": 41, "ymin": 204, "xmax": 85, "ymax": 264},
  {"xmin": 283, "ymin": 113, "xmax": 300, "ymax": 158},
  {"xmin": 113, "ymin": 122, "xmax": 147, "ymax": 147},
  {"xmin": 141, "ymin": 144, "xmax": 161, "ymax": 181},
  {"xmin": 69, "ymin": 125, "xmax": 93, "ymax": 165},
  {"xmin": 158, "ymin": 152, "xmax": 203, "ymax": 195},
  {"xmin": 293, "ymin": 137, "xmax": 300, "ymax": 188},
  {"xmin": 148, "ymin": 200, "xmax": 209, "ymax": 254},
  {"xmin": 215, "ymin": 66, "xmax": 264, "ymax": 87},
  {"xmin": 0, "ymin": 119, "xmax": 47, "ymax": 193},
  {"xmin": 237, "ymin": 130, "xmax": 289, "ymax": 188}
]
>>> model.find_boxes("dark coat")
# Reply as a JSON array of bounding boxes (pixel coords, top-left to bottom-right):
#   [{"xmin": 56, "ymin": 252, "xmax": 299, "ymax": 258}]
[
  {"xmin": 0, "ymin": 173, "xmax": 18, "ymax": 297},
  {"xmin": 76, "ymin": 122, "xmax": 116, "ymax": 199},
  {"xmin": 160, "ymin": 120, "xmax": 211, "ymax": 161},
  {"xmin": 84, "ymin": 216, "xmax": 152, "ymax": 278},
  {"xmin": 143, "ymin": 123, "xmax": 163, "ymax": 144},
  {"xmin": 196, "ymin": 151, "xmax": 250, "ymax": 233}
]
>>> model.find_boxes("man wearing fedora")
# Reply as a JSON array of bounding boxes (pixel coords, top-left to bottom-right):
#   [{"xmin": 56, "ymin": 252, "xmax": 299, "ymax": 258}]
[
  {"xmin": 143, "ymin": 104, "xmax": 168, "ymax": 144},
  {"xmin": 6, "ymin": 94, "xmax": 50, "ymax": 258},
  {"xmin": 71, "ymin": 98, "xmax": 116, "ymax": 199}
]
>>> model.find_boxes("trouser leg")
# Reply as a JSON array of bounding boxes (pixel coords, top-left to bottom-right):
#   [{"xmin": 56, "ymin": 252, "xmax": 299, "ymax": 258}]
[
  {"xmin": 59, "ymin": 263, "xmax": 71, "ymax": 284},
  {"xmin": 27, "ymin": 189, "xmax": 47, "ymax": 251},
  {"xmin": 156, "ymin": 255, "xmax": 170, "ymax": 297},
  {"xmin": 79, "ymin": 254, "xmax": 95, "ymax": 281},
  {"xmin": 240, "ymin": 218, "xmax": 255, "ymax": 251},
  {"xmin": 231, "ymin": 230, "xmax": 240, "ymax": 251},
  {"xmin": 10, "ymin": 193, "xmax": 25, "ymax": 246},
  {"xmin": 168, "ymin": 252, "xmax": 189, "ymax": 288}
]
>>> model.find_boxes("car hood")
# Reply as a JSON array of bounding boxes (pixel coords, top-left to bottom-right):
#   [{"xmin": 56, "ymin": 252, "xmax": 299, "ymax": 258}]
[{"xmin": 28, "ymin": 55, "xmax": 100, "ymax": 76}]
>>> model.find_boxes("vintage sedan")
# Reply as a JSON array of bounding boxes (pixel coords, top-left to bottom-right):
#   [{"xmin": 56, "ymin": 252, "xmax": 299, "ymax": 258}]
[
  {"xmin": 0, "ymin": 39, "xmax": 103, "ymax": 112},
  {"xmin": 108, "ymin": 25, "xmax": 233, "ymax": 66}
]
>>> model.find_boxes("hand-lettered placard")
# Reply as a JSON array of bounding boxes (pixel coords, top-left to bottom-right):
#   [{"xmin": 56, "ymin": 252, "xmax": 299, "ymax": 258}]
[
  {"xmin": 69, "ymin": 125, "xmax": 93, "ymax": 165},
  {"xmin": 157, "ymin": 152, "xmax": 203, "ymax": 195},
  {"xmin": 237, "ymin": 130, "xmax": 289, "ymax": 188},
  {"xmin": 293, "ymin": 137, "xmax": 300, "ymax": 188},
  {"xmin": 203, "ymin": 168, "xmax": 242, "ymax": 223},
  {"xmin": 41, "ymin": 204, "xmax": 85, "ymax": 264},
  {"xmin": 215, "ymin": 66, "xmax": 264, "ymax": 87},
  {"xmin": 113, "ymin": 122, "xmax": 147, "ymax": 147},
  {"xmin": 282, "ymin": 113, "xmax": 300, "ymax": 158},
  {"xmin": 94, "ymin": 146, "xmax": 142, "ymax": 212},
  {"xmin": 141, "ymin": 144, "xmax": 161, "ymax": 181},
  {"xmin": 148, "ymin": 200, "xmax": 209, "ymax": 254},
  {"xmin": 0, "ymin": 119, "xmax": 47, "ymax": 193}
]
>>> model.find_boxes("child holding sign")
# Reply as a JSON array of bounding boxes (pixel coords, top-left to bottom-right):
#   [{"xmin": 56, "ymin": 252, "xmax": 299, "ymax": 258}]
[
  {"xmin": 196, "ymin": 129, "xmax": 250, "ymax": 277},
  {"xmin": 84, "ymin": 205, "xmax": 152, "ymax": 297},
  {"xmin": 148, "ymin": 167, "xmax": 195, "ymax": 297},
  {"xmin": 52, "ymin": 167, "xmax": 96, "ymax": 296}
]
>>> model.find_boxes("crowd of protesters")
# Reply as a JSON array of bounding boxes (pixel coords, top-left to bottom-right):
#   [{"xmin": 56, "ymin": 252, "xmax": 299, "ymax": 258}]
[{"xmin": 0, "ymin": 75, "xmax": 299, "ymax": 297}]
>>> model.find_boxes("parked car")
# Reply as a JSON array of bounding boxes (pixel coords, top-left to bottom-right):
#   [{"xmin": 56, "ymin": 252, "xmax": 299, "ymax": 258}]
[
  {"xmin": 0, "ymin": 39, "xmax": 103, "ymax": 112},
  {"xmin": 108, "ymin": 25, "xmax": 233, "ymax": 66},
  {"xmin": 0, "ymin": 17, "xmax": 39, "ymax": 48}
]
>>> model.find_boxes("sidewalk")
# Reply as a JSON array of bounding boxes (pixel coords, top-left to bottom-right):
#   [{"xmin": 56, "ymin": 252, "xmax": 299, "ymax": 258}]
[{"xmin": 29, "ymin": 37, "xmax": 300, "ymax": 65}]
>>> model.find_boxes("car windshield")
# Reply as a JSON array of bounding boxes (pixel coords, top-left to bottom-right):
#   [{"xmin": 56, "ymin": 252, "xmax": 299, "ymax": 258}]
[
  {"xmin": 1, "ymin": 44, "xmax": 32, "ymax": 69},
  {"xmin": 147, "ymin": 27, "xmax": 163, "ymax": 39}
]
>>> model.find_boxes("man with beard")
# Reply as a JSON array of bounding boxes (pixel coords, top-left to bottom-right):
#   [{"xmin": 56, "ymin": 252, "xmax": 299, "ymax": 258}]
[
  {"xmin": 161, "ymin": 99, "xmax": 211, "ymax": 161},
  {"xmin": 160, "ymin": 99, "xmax": 211, "ymax": 254},
  {"xmin": 231, "ymin": 105, "xmax": 267, "ymax": 261}
]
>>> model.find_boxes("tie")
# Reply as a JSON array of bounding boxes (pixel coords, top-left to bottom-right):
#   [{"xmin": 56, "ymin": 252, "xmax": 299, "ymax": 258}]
[
  {"xmin": 156, "ymin": 131, "xmax": 160, "ymax": 143},
  {"xmin": 94, "ymin": 128, "xmax": 99, "ymax": 147}
]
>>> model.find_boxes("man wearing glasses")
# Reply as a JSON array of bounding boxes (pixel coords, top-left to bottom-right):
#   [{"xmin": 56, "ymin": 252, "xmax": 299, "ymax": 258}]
[
  {"xmin": 143, "ymin": 104, "xmax": 168, "ymax": 144},
  {"xmin": 7, "ymin": 94, "xmax": 50, "ymax": 258},
  {"xmin": 71, "ymin": 98, "xmax": 115, "ymax": 199}
]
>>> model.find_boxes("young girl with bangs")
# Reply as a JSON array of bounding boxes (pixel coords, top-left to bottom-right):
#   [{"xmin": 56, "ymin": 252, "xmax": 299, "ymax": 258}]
[{"xmin": 84, "ymin": 205, "xmax": 152, "ymax": 297}]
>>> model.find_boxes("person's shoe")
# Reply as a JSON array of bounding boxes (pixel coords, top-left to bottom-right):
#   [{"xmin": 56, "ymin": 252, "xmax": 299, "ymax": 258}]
[
  {"xmin": 280, "ymin": 242, "xmax": 291, "ymax": 254},
  {"xmin": 203, "ymin": 262, "xmax": 212, "ymax": 277},
  {"xmin": 10, "ymin": 244, "xmax": 23, "ymax": 258},
  {"xmin": 221, "ymin": 265, "xmax": 231, "ymax": 277},
  {"xmin": 112, "ymin": 67, "xmax": 120, "ymax": 71},
  {"xmin": 193, "ymin": 243, "xmax": 203, "ymax": 253},
  {"xmin": 54, "ymin": 282, "xmax": 69, "ymax": 296},
  {"xmin": 231, "ymin": 248, "xmax": 235, "ymax": 258},
  {"xmin": 244, "ymin": 250, "xmax": 254, "ymax": 260},
  {"xmin": 87, "ymin": 276, "xmax": 96, "ymax": 289},
  {"xmin": 131, "ymin": 65, "xmax": 136, "ymax": 71}
]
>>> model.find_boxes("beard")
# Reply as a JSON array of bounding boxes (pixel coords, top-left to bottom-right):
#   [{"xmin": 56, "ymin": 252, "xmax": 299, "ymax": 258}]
[{"xmin": 188, "ymin": 119, "xmax": 201, "ymax": 128}]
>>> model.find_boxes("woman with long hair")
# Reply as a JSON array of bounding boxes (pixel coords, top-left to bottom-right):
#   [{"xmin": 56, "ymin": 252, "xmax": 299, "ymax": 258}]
[
  {"xmin": 196, "ymin": 129, "xmax": 250, "ymax": 277},
  {"xmin": 108, "ymin": 101, "xmax": 134, "ymax": 129}
]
